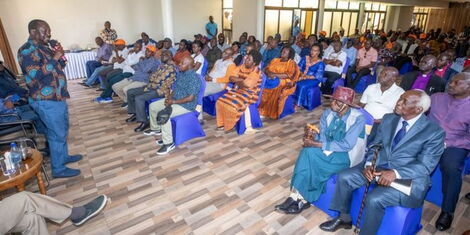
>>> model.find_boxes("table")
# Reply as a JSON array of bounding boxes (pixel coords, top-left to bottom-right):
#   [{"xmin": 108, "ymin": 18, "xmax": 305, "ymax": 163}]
[
  {"xmin": 0, "ymin": 149, "xmax": 46, "ymax": 195},
  {"xmin": 64, "ymin": 50, "xmax": 97, "ymax": 80}
]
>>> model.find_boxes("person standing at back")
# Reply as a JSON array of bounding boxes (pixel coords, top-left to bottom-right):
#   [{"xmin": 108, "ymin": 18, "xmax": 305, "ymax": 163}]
[
  {"xmin": 17, "ymin": 19, "xmax": 83, "ymax": 178},
  {"xmin": 100, "ymin": 21, "xmax": 117, "ymax": 44},
  {"xmin": 205, "ymin": 16, "xmax": 218, "ymax": 40}
]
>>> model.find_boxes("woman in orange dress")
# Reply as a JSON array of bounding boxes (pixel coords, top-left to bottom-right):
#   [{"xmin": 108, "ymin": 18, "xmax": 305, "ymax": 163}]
[
  {"xmin": 216, "ymin": 50, "xmax": 263, "ymax": 131},
  {"xmin": 173, "ymin": 39, "xmax": 191, "ymax": 65},
  {"xmin": 259, "ymin": 46, "xmax": 301, "ymax": 119}
]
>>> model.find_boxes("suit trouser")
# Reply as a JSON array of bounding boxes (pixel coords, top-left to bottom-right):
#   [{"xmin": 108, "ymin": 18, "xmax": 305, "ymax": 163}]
[
  {"xmin": 440, "ymin": 147, "xmax": 469, "ymax": 213},
  {"xmin": 0, "ymin": 191, "xmax": 72, "ymax": 235},
  {"xmin": 112, "ymin": 78, "xmax": 146, "ymax": 103},
  {"xmin": 330, "ymin": 165, "xmax": 404, "ymax": 235},
  {"xmin": 321, "ymin": 71, "xmax": 341, "ymax": 95},
  {"xmin": 346, "ymin": 66, "xmax": 371, "ymax": 89},
  {"xmin": 127, "ymin": 87, "xmax": 162, "ymax": 123},
  {"xmin": 149, "ymin": 99, "xmax": 191, "ymax": 144}
]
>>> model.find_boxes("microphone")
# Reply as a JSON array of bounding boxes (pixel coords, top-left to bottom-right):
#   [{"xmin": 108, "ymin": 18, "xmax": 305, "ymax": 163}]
[{"xmin": 49, "ymin": 39, "xmax": 67, "ymax": 63}]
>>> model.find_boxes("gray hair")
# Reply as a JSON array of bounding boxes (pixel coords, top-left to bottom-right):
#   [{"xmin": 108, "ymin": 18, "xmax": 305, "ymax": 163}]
[{"xmin": 412, "ymin": 89, "xmax": 431, "ymax": 113}]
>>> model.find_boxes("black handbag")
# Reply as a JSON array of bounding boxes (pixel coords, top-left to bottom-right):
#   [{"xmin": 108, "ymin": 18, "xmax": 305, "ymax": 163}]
[{"xmin": 156, "ymin": 106, "xmax": 172, "ymax": 125}]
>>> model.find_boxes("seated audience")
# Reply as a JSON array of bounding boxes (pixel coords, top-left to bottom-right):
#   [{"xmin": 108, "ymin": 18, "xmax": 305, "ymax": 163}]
[
  {"xmin": 215, "ymin": 50, "xmax": 262, "ymax": 131},
  {"xmin": 137, "ymin": 32, "xmax": 157, "ymax": 53},
  {"xmin": 127, "ymin": 50, "xmax": 176, "ymax": 132},
  {"xmin": 259, "ymin": 46, "xmax": 300, "ymax": 119},
  {"xmin": 275, "ymin": 87, "xmax": 366, "ymax": 214},
  {"xmin": 320, "ymin": 90, "xmax": 445, "ymax": 234},
  {"xmin": 400, "ymin": 55, "xmax": 445, "ymax": 95},
  {"xmin": 85, "ymin": 37, "xmax": 112, "ymax": 79},
  {"xmin": 100, "ymin": 21, "xmax": 117, "ymax": 44},
  {"xmin": 321, "ymin": 41, "xmax": 347, "ymax": 95},
  {"xmin": 173, "ymin": 39, "xmax": 191, "ymax": 65},
  {"xmin": 95, "ymin": 42, "xmax": 144, "ymax": 103},
  {"xmin": 217, "ymin": 33, "xmax": 230, "ymax": 51},
  {"xmin": 205, "ymin": 38, "xmax": 222, "ymax": 71},
  {"xmin": 191, "ymin": 40, "xmax": 205, "ymax": 76},
  {"xmin": 393, "ymin": 35, "xmax": 418, "ymax": 70},
  {"xmin": 342, "ymin": 39, "xmax": 357, "ymax": 67},
  {"xmin": 262, "ymin": 39, "xmax": 281, "ymax": 69},
  {"xmin": 429, "ymin": 72, "xmax": 470, "ymax": 231},
  {"xmin": 0, "ymin": 61, "xmax": 28, "ymax": 98},
  {"xmin": 294, "ymin": 44, "xmax": 325, "ymax": 106},
  {"xmin": 163, "ymin": 38, "xmax": 176, "ymax": 56},
  {"xmin": 435, "ymin": 52, "xmax": 458, "ymax": 82},
  {"xmin": 146, "ymin": 56, "xmax": 201, "ymax": 155},
  {"xmin": 112, "ymin": 45, "xmax": 160, "ymax": 106},
  {"xmin": 346, "ymin": 39, "xmax": 378, "ymax": 89},
  {"xmin": 231, "ymin": 42, "xmax": 243, "ymax": 66},
  {"xmin": 204, "ymin": 48, "xmax": 234, "ymax": 96},
  {"xmin": 0, "ymin": 192, "xmax": 107, "ymax": 234}
]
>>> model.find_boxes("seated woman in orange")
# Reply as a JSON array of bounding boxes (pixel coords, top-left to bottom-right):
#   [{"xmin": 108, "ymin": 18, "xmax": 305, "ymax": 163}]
[
  {"xmin": 173, "ymin": 39, "xmax": 191, "ymax": 65},
  {"xmin": 259, "ymin": 46, "xmax": 301, "ymax": 119},
  {"xmin": 216, "ymin": 50, "xmax": 263, "ymax": 131}
]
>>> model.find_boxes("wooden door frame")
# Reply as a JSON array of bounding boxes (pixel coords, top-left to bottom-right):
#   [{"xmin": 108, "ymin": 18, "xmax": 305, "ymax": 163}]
[{"xmin": 0, "ymin": 17, "xmax": 18, "ymax": 75}]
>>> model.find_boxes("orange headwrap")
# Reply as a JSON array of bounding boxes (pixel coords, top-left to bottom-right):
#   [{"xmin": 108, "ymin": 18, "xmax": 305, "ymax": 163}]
[
  {"xmin": 146, "ymin": 45, "xmax": 157, "ymax": 53},
  {"xmin": 114, "ymin": 39, "xmax": 126, "ymax": 45},
  {"xmin": 409, "ymin": 34, "xmax": 417, "ymax": 40},
  {"xmin": 319, "ymin": 31, "xmax": 327, "ymax": 36},
  {"xmin": 419, "ymin": 33, "xmax": 427, "ymax": 39}
]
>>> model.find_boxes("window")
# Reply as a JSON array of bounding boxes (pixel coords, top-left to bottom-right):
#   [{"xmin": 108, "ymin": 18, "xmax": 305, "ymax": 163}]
[
  {"xmin": 412, "ymin": 7, "xmax": 430, "ymax": 31},
  {"xmin": 321, "ymin": 1, "xmax": 360, "ymax": 37},
  {"xmin": 363, "ymin": 3, "xmax": 387, "ymax": 32},
  {"xmin": 222, "ymin": 0, "xmax": 233, "ymax": 42}
]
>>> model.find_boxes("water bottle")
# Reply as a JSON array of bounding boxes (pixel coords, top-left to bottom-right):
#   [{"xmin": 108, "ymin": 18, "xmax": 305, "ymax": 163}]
[{"xmin": 10, "ymin": 143, "xmax": 22, "ymax": 167}]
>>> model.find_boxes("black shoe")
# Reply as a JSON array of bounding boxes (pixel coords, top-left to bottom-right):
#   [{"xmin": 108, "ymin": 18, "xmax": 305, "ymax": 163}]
[
  {"xmin": 79, "ymin": 82, "xmax": 91, "ymax": 87},
  {"xmin": 275, "ymin": 197, "xmax": 296, "ymax": 212},
  {"xmin": 143, "ymin": 129, "xmax": 161, "ymax": 136},
  {"xmin": 156, "ymin": 143, "xmax": 175, "ymax": 155},
  {"xmin": 283, "ymin": 199, "xmax": 310, "ymax": 214},
  {"xmin": 465, "ymin": 192, "xmax": 470, "ymax": 200},
  {"xmin": 319, "ymin": 217, "xmax": 352, "ymax": 232},
  {"xmin": 134, "ymin": 122, "xmax": 150, "ymax": 132},
  {"xmin": 435, "ymin": 212, "xmax": 453, "ymax": 231},
  {"xmin": 96, "ymin": 88, "xmax": 104, "ymax": 91},
  {"xmin": 71, "ymin": 195, "xmax": 108, "ymax": 226},
  {"xmin": 126, "ymin": 114, "xmax": 136, "ymax": 123}
]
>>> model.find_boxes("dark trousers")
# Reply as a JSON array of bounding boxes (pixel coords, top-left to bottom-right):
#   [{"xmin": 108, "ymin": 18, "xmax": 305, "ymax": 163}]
[
  {"xmin": 330, "ymin": 165, "xmax": 404, "ymax": 235},
  {"xmin": 440, "ymin": 147, "xmax": 469, "ymax": 213},
  {"xmin": 393, "ymin": 56, "xmax": 412, "ymax": 70},
  {"xmin": 127, "ymin": 87, "xmax": 162, "ymax": 123},
  {"xmin": 100, "ymin": 72, "xmax": 133, "ymax": 98},
  {"xmin": 321, "ymin": 71, "xmax": 341, "ymax": 95},
  {"xmin": 346, "ymin": 66, "xmax": 370, "ymax": 89},
  {"xmin": 99, "ymin": 68, "xmax": 122, "ymax": 88},
  {"xmin": 85, "ymin": 61, "xmax": 102, "ymax": 78}
]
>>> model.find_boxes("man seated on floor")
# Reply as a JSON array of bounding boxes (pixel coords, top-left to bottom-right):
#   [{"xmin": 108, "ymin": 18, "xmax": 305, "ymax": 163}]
[
  {"xmin": 0, "ymin": 192, "xmax": 107, "ymax": 234},
  {"xmin": 400, "ymin": 55, "xmax": 445, "ymax": 95},
  {"xmin": 112, "ymin": 45, "xmax": 160, "ymax": 107},
  {"xmin": 127, "ymin": 50, "xmax": 177, "ymax": 132},
  {"xmin": 0, "ymin": 61, "xmax": 28, "ymax": 99},
  {"xmin": 321, "ymin": 41, "xmax": 348, "ymax": 95},
  {"xmin": 84, "ymin": 37, "xmax": 112, "ymax": 79},
  {"xmin": 204, "ymin": 48, "xmax": 234, "ymax": 96},
  {"xmin": 429, "ymin": 72, "xmax": 470, "ymax": 231},
  {"xmin": 215, "ymin": 50, "xmax": 263, "ymax": 132},
  {"xmin": 346, "ymin": 39, "xmax": 378, "ymax": 89},
  {"xmin": 274, "ymin": 86, "xmax": 366, "ymax": 214},
  {"xmin": 94, "ymin": 42, "xmax": 144, "ymax": 104},
  {"xmin": 137, "ymin": 32, "xmax": 157, "ymax": 53},
  {"xmin": 319, "ymin": 90, "xmax": 445, "ymax": 235},
  {"xmin": 145, "ymin": 56, "xmax": 201, "ymax": 155},
  {"xmin": 359, "ymin": 67, "xmax": 404, "ymax": 141},
  {"xmin": 81, "ymin": 39, "xmax": 128, "ymax": 88}
]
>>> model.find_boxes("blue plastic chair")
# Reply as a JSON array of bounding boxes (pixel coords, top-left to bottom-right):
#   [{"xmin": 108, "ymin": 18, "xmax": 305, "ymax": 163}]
[
  {"xmin": 332, "ymin": 57, "xmax": 350, "ymax": 93},
  {"xmin": 293, "ymin": 79, "xmax": 322, "ymax": 111},
  {"xmin": 235, "ymin": 74, "xmax": 267, "ymax": 135},
  {"xmin": 399, "ymin": 62, "xmax": 413, "ymax": 75},
  {"xmin": 425, "ymin": 156, "xmax": 470, "ymax": 206},
  {"xmin": 145, "ymin": 75, "xmax": 206, "ymax": 146},
  {"xmin": 202, "ymin": 90, "xmax": 227, "ymax": 116},
  {"xmin": 200, "ymin": 59, "xmax": 209, "ymax": 77},
  {"xmin": 353, "ymin": 65, "xmax": 378, "ymax": 94}
]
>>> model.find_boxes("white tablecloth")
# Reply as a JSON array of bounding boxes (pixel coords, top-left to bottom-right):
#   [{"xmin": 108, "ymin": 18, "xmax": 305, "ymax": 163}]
[{"xmin": 64, "ymin": 51, "xmax": 97, "ymax": 80}]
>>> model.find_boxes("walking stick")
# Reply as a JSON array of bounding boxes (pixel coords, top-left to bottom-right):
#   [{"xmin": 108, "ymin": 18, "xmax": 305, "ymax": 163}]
[{"xmin": 354, "ymin": 144, "xmax": 382, "ymax": 234}]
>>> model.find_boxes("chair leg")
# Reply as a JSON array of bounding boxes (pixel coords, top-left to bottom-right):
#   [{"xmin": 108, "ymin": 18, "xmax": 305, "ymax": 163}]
[{"xmin": 41, "ymin": 163, "xmax": 50, "ymax": 188}]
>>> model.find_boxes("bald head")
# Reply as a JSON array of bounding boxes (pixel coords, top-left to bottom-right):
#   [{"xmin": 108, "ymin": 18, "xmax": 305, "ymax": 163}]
[
  {"xmin": 179, "ymin": 56, "xmax": 194, "ymax": 72},
  {"xmin": 419, "ymin": 55, "xmax": 437, "ymax": 73},
  {"xmin": 28, "ymin": 19, "xmax": 51, "ymax": 45},
  {"xmin": 378, "ymin": 66, "xmax": 399, "ymax": 89},
  {"xmin": 447, "ymin": 72, "xmax": 470, "ymax": 98}
]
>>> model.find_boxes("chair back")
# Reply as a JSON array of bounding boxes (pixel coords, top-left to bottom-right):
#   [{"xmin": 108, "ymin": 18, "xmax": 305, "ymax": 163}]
[
  {"xmin": 195, "ymin": 74, "xmax": 206, "ymax": 113},
  {"xmin": 255, "ymin": 73, "xmax": 268, "ymax": 106},
  {"xmin": 200, "ymin": 59, "xmax": 209, "ymax": 77},
  {"xmin": 359, "ymin": 108, "xmax": 375, "ymax": 135},
  {"xmin": 341, "ymin": 57, "xmax": 351, "ymax": 78}
]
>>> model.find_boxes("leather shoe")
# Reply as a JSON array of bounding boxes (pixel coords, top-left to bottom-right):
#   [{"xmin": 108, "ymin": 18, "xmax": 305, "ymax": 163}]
[
  {"xmin": 319, "ymin": 217, "xmax": 352, "ymax": 232},
  {"xmin": 52, "ymin": 167, "xmax": 81, "ymax": 178},
  {"xmin": 465, "ymin": 192, "xmax": 470, "ymax": 200},
  {"xmin": 126, "ymin": 114, "xmax": 136, "ymax": 123},
  {"xmin": 435, "ymin": 212, "xmax": 453, "ymax": 231},
  {"xmin": 275, "ymin": 197, "xmax": 296, "ymax": 212},
  {"xmin": 65, "ymin": 154, "xmax": 83, "ymax": 164},
  {"xmin": 134, "ymin": 122, "xmax": 150, "ymax": 132},
  {"xmin": 283, "ymin": 199, "xmax": 310, "ymax": 214}
]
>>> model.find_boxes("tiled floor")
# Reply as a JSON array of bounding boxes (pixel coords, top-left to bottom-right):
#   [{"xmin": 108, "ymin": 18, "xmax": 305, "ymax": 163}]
[{"xmin": 5, "ymin": 80, "xmax": 469, "ymax": 235}]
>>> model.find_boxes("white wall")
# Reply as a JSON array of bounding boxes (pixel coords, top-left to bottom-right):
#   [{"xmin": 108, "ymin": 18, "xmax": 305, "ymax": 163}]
[
  {"xmin": 171, "ymin": 0, "xmax": 221, "ymax": 42},
  {"xmin": 233, "ymin": 0, "xmax": 262, "ymax": 41},
  {"xmin": 0, "ymin": 0, "xmax": 164, "ymax": 66}
]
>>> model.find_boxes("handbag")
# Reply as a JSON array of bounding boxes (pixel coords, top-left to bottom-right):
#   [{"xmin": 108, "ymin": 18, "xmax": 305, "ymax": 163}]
[{"xmin": 156, "ymin": 106, "xmax": 172, "ymax": 125}]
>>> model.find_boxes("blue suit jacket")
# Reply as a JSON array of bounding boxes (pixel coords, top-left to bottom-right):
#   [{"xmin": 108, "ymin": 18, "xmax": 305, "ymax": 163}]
[{"xmin": 366, "ymin": 113, "xmax": 445, "ymax": 207}]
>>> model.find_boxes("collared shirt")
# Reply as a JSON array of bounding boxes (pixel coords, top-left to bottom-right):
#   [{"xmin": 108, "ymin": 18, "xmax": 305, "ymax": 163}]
[
  {"xmin": 324, "ymin": 50, "xmax": 347, "ymax": 74},
  {"xmin": 173, "ymin": 69, "xmax": 201, "ymax": 110},
  {"xmin": 450, "ymin": 57, "xmax": 467, "ymax": 72},
  {"xmin": 122, "ymin": 51, "xmax": 145, "ymax": 74},
  {"xmin": 434, "ymin": 65, "xmax": 449, "ymax": 78},
  {"xmin": 205, "ymin": 22, "xmax": 218, "ymax": 39},
  {"xmin": 429, "ymin": 93, "xmax": 470, "ymax": 150},
  {"xmin": 291, "ymin": 44, "xmax": 301, "ymax": 55},
  {"xmin": 192, "ymin": 53, "xmax": 205, "ymax": 75},
  {"xmin": 217, "ymin": 43, "xmax": 230, "ymax": 51},
  {"xmin": 18, "ymin": 39, "xmax": 69, "ymax": 102},
  {"xmin": 100, "ymin": 28, "xmax": 117, "ymax": 44},
  {"xmin": 95, "ymin": 43, "xmax": 113, "ymax": 62},
  {"xmin": 395, "ymin": 114, "xmax": 422, "ymax": 137},
  {"xmin": 112, "ymin": 48, "xmax": 130, "ymax": 69},
  {"xmin": 342, "ymin": 46, "xmax": 357, "ymax": 66},
  {"xmin": 209, "ymin": 58, "xmax": 234, "ymax": 82},
  {"xmin": 145, "ymin": 63, "xmax": 177, "ymax": 96},
  {"xmin": 262, "ymin": 47, "xmax": 281, "ymax": 69},
  {"xmin": 411, "ymin": 72, "xmax": 432, "ymax": 90},
  {"xmin": 361, "ymin": 83, "xmax": 405, "ymax": 120},
  {"xmin": 357, "ymin": 47, "xmax": 378, "ymax": 68},
  {"xmin": 129, "ymin": 57, "xmax": 161, "ymax": 83}
]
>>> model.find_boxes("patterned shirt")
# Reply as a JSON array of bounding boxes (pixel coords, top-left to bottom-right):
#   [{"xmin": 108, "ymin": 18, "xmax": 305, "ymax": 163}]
[
  {"xmin": 100, "ymin": 29, "xmax": 117, "ymax": 44},
  {"xmin": 18, "ymin": 39, "xmax": 69, "ymax": 102},
  {"xmin": 173, "ymin": 69, "xmax": 201, "ymax": 111},
  {"xmin": 144, "ymin": 63, "xmax": 177, "ymax": 96}
]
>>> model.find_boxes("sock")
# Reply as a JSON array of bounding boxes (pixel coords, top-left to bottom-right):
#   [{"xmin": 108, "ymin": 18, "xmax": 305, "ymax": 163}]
[
  {"xmin": 70, "ymin": 206, "xmax": 86, "ymax": 221},
  {"xmin": 339, "ymin": 213, "xmax": 351, "ymax": 222}
]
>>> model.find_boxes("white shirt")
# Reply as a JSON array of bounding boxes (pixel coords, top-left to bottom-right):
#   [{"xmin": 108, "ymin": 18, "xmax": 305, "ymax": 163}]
[
  {"xmin": 141, "ymin": 41, "xmax": 156, "ymax": 53},
  {"xmin": 122, "ymin": 50, "xmax": 145, "ymax": 74},
  {"xmin": 217, "ymin": 43, "xmax": 230, "ymax": 51},
  {"xmin": 112, "ymin": 48, "xmax": 130, "ymax": 69},
  {"xmin": 400, "ymin": 42, "xmax": 418, "ymax": 55},
  {"xmin": 324, "ymin": 50, "xmax": 347, "ymax": 74},
  {"xmin": 208, "ymin": 58, "xmax": 233, "ymax": 82},
  {"xmin": 361, "ymin": 83, "xmax": 405, "ymax": 120},
  {"xmin": 192, "ymin": 53, "xmax": 205, "ymax": 75}
]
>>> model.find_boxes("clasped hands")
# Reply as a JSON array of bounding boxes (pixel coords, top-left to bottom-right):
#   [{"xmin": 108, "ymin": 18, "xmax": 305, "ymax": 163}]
[{"xmin": 363, "ymin": 166, "xmax": 396, "ymax": 187}]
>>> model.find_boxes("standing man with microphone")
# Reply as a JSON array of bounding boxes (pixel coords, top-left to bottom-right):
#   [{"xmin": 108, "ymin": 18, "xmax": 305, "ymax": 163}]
[{"xmin": 17, "ymin": 19, "xmax": 82, "ymax": 178}]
